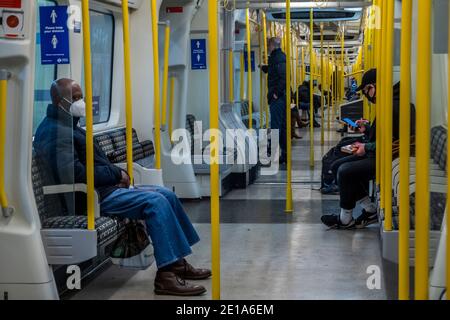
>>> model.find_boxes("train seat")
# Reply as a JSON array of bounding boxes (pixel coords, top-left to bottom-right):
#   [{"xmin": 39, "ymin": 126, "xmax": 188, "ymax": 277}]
[
  {"xmin": 185, "ymin": 114, "xmax": 234, "ymax": 196},
  {"xmin": 234, "ymin": 100, "xmax": 261, "ymax": 129},
  {"xmin": 381, "ymin": 126, "xmax": 447, "ymax": 266},
  {"xmin": 94, "ymin": 128, "xmax": 162, "ymax": 186},
  {"xmin": 32, "ymin": 151, "xmax": 126, "ymax": 266}
]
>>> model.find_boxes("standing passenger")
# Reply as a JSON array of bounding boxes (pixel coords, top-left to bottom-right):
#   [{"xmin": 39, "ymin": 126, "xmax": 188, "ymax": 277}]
[{"xmin": 260, "ymin": 37, "xmax": 288, "ymax": 164}]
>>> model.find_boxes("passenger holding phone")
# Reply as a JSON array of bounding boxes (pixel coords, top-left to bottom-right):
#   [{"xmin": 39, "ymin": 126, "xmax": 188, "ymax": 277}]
[{"xmin": 321, "ymin": 69, "xmax": 416, "ymax": 229}]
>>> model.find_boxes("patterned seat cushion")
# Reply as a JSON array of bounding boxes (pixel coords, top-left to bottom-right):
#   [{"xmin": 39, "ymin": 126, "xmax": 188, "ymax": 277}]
[
  {"xmin": 41, "ymin": 216, "xmax": 124, "ymax": 245},
  {"xmin": 430, "ymin": 126, "xmax": 447, "ymax": 172},
  {"xmin": 108, "ymin": 143, "xmax": 144, "ymax": 163}
]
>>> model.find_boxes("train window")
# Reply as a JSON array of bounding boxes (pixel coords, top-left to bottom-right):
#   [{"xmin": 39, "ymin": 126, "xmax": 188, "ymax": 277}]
[
  {"xmin": 33, "ymin": 0, "xmax": 57, "ymax": 133},
  {"xmin": 81, "ymin": 10, "xmax": 114, "ymax": 124}
]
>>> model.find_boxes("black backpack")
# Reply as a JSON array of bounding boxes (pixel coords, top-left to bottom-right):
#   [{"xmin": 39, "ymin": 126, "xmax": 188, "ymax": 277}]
[{"xmin": 320, "ymin": 137, "xmax": 364, "ymax": 189}]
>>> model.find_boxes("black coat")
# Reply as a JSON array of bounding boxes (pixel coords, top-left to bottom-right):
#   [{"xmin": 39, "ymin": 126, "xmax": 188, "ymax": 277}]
[
  {"xmin": 33, "ymin": 104, "xmax": 123, "ymax": 203},
  {"xmin": 266, "ymin": 48, "xmax": 286, "ymax": 105}
]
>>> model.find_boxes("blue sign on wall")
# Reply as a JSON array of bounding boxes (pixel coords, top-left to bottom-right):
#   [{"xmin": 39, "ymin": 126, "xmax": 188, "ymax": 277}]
[
  {"xmin": 191, "ymin": 39, "xmax": 207, "ymax": 70},
  {"xmin": 244, "ymin": 50, "xmax": 255, "ymax": 72},
  {"xmin": 39, "ymin": 6, "xmax": 70, "ymax": 65}
]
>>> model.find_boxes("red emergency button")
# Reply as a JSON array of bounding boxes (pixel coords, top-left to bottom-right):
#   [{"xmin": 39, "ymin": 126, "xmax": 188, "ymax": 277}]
[{"xmin": 6, "ymin": 14, "xmax": 19, "ymax": 28}]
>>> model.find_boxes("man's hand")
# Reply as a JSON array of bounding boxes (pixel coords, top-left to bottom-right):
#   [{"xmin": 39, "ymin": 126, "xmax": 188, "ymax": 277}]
[
  {"xmin": 355, "ymin": 119, "xmax": 369, "ymax": 133},
  {"xmin": 273, "ymin": 93, "xmax": 278, "ymax": 100},
  {"xmin": 352, "ymin": 142, "xmax": 366, "ymax": 157},
  {"xmin": 259, "ymin": 64, "xmax": 269, "ymax": 74},
  {"xmin": 118, "ymin": 170, "xmax": 131, "ymax": 188}
]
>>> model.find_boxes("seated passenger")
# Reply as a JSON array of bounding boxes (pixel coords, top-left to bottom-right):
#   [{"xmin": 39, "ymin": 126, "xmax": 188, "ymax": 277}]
[
  {"xmin": 298, "ymin": 81, "xmax": 321, "ymax": 128},
  {"xmin": 321, "ymin": 69, "xmax": 416, "ymax": 229},
  {"xmin": 33, "ymin": 79, "xmax": 211, "ymax": 296}
]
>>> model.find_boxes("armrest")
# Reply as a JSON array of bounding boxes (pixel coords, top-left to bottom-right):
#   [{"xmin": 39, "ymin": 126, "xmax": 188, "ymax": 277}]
[{"xmin": 42, "ymin": 184, "xmax": 101, "ymax": 218}]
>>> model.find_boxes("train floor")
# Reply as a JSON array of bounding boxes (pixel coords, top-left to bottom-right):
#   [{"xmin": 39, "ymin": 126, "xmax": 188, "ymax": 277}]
[{"xmin": 69, "ymin": 114, "xmax": 387, "ymax": 300}]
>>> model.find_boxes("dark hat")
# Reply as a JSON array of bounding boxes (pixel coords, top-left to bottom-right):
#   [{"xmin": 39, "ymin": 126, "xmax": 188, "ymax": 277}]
[{"xmin": 356, "ymin": 68, "xmax": 377, "ymax": 91}]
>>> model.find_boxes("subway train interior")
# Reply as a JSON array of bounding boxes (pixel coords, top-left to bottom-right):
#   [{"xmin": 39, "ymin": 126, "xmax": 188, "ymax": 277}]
[{"xmin": 0, "ymin": 0, "xmax": 449, "ymax": 302}]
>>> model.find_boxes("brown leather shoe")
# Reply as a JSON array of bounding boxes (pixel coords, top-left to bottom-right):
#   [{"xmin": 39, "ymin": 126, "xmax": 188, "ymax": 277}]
[
  {"xmin": 169, "ymin": 259, "xmax": 212, "ymax": 280},
  {"xmin": 154, "ymin": 271, "xmax": 206, "ymax": 296}
]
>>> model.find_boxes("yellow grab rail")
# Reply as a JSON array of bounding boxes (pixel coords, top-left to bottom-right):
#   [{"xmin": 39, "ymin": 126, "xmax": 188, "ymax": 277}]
[
  {"xmin": 208, "ymin": 0, "xmax": 221, "ymax": 300},
  {"xmin": 0, "ymin": 70, "xmax": 13, "ymax": 218},
  {"xmin": 340, "ymin": 28, "xmax": 345, "ymax": 102},
  {"xmin": 398, "ymin": 0, "xmax": 412, "ymax": 300},
  {"xmin": 309, "ymin": 8, "xmax": 314, "ymax": 168},
  {"xmin": 161, "ymin": 22, "xmax": 171, "ymax": 127},
  {"xmin": 379, "ymin": 0, "xmax": 386, "ymax": 211},
  {"xmin": 262, "ymin": 12, "xmax": 269, "ymax": 129},
  {"xmin": 285, "ymin": 0, "xmax": 293, "ymax": 213},
  {"xmin": 168, "ymin": 77, "xmax": 175, "ymax": 142},
  {"xmin": 121, "ymin": 0, "xmax": 135, "ymax": 182},
  {"xmin": 240, "ymin": 51, "xmax": 244, "ymax": 101},
  {"xmin": 374, "ymin": 0, "xmax": 381, "ymax": 185},
  {"xmin": 415, "ymin": 0, "xmax": 432, "ymax": 300},
  {"xmin": 320, "ymin": 24, "xmax": 324, "ymax": 146},
  {"xmin": 384, "ymin": 0, "xmax": 395, "ymax": 232},
  {"xmin": 150, "ymin": 0, "xmax": 162, "ymax": 170},
  {"xmin": 246, "ymin": 9, "xmax": 253, "ymax": 130},
  {"xmin": 229, "ymin": 49, "xmax": 234, "ymax": 102},
  {"xmin": 81, "ymin": 0, "xmax": 95, "ymax": 230}
]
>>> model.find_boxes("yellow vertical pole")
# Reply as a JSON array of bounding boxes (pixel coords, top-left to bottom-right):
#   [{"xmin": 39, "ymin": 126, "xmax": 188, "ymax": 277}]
[
  {"xmin": 301, "ymin": 47, "xmax": 305, "ymax": 83},
  {"xmin": 285, "ymin": 0, "xmax": 293, "ymax": 213},
  {"xmin": 240, "ymin": 51, "xmax": 245, "ymax": 101},
  {"xmin": 122, "ymin": 0, "xmax": 135, "ymax": 181},
  {"xmin": 259, "ymin": 29, "xmax": 264, "ymax": 126},
  {"xmin": 363, "ymin": 26, "xmax": 369, "ymax": 120},
  {"xmin": 150, "ymin": 0, "xmax": 162, "ymax": 170},
  {"xmin": 384, "ymin": 0, "xmax": 394, "ymax": 232},
  {"xmin": 340, "ymin": 28, "xmax": 345, "ymax": 103},
  {"xmin": 379, "ymin": 0, "xmax": 386, "ymax": 211},
  {"xmin": 296, "ymin": 46, "xmax": 300, "ymax": 107},
  {"xmin": 246, "ymin": 9, "xmax": 253, "ymax": 130},
  {"xmin": 81, "ymin": 0, "xmax": 95, "ymax": 231},
  {"xmin": 229, "ymin": 49, "xmax": 234, "ymax": 102},
  {"xmin": 320, "ymin": 24, "xmax": 324, "ymax": 145},
  {"xmin": 168, "ymin": 77, "xmax": 175, "ymax": 141},
  {"xmin": 208, "ymin": 0, "xmax": 220, "ymax": 300},
  {"xmin": 309, "ymin": 8, "xmax": 314, "ymax": 168},
  {"xmin": 0, "ymin": 70, "xmax": 11, "ymax": 216},
  {"xmin": 262, "ymin": 12, "xmax": 269, "ymax": 128},
  {"xmin": 415, "ymin": 0, "xmax": 432, "ymax": 301},
  {"xmin": 327, "ymin": 46, "xmax": 331, "ymax": 132},
  {"xmin": 398, "ymin": 0, "xmax": 412, "ymax": 301},
  {"xmin": 161, "ymin": 22, "xmax": 170, "ymax": 126},
  {"xmin": 375, "ymin": 0, "xmax": 381, "ymax": 185}
]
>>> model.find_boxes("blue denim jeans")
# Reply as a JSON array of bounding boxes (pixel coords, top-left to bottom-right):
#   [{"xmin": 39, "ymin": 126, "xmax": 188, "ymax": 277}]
[{"xmin": 100, "ymin": 185, "xmax": 200, "ymax": 268}]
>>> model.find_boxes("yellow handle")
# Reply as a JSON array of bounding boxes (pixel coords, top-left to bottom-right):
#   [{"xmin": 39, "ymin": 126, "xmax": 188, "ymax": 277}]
[
  {"xmin": 81, "ymin": 0, "xmax": 95, "ymax": 231},
  {"xmin": 161, "ymin": 23, "xmax": 171, "ymax": 127},
  {"xmin": 208, "ymin": 0, "xmax": 221, "ymax": 300},
  {"xmin": 398, "ymin": 0, "xmax": 412, "ymax": 301},
  {"xmin": 245, "ymin": 9, "xmax": 253, "ymax": 130},
  {"xmin": 309, "ymin": 8, "xmax": 314, "ymax": 168},
  {"xmin": 415, "ymin": 0, "xmax": 432, "ymax": 300},
  {"xmin": 168, "ymin": 77, "xmax": 175, "ymax": 142},
  {"xmin": 285, "ymin": 0, "xmax": 293, "ymax": 213},
  {"xmin": 0, "ymin": 73, "xmax": 10, "ymax": 215},
  {"xmin": 150, "ymin": 0, "xmax": 162, "ymax": 170}
]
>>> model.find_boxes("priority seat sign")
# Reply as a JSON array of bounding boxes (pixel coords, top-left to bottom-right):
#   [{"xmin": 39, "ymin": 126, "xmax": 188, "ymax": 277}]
[{"xmin": 39, "ymin": 6, "xmax": 70, "ymax": 65}]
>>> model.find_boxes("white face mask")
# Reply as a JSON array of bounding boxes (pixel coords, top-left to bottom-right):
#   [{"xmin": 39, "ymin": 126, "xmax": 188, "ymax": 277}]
[{"xmin": 69, "ymin": 99, "xmax": 86, "ymax": 118}]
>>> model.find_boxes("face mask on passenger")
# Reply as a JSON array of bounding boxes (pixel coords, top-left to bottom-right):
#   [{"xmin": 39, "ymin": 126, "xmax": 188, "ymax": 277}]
[
  {"xmin": 62, "ymin": 97, "xmax": 86, "ymax": 118},
  {"xmin": 364, "ymin": 85, "xmax": 376, "ymax": 104}
]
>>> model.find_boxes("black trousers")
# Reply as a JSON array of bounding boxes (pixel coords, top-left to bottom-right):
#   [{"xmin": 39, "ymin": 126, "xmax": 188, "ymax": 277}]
[
  {"xmin": 336, "ymin": 156, "xmax": 376, "ymax": 210},
  {"xmin": 270, "ymin": 97, "xmax": 287, "ymax": 160}
]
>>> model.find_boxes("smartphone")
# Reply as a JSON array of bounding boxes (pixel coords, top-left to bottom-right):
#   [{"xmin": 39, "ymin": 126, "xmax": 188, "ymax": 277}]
[{"xmin": 343, "ymin": 118, "xmax": 358, "ymax": 128}]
